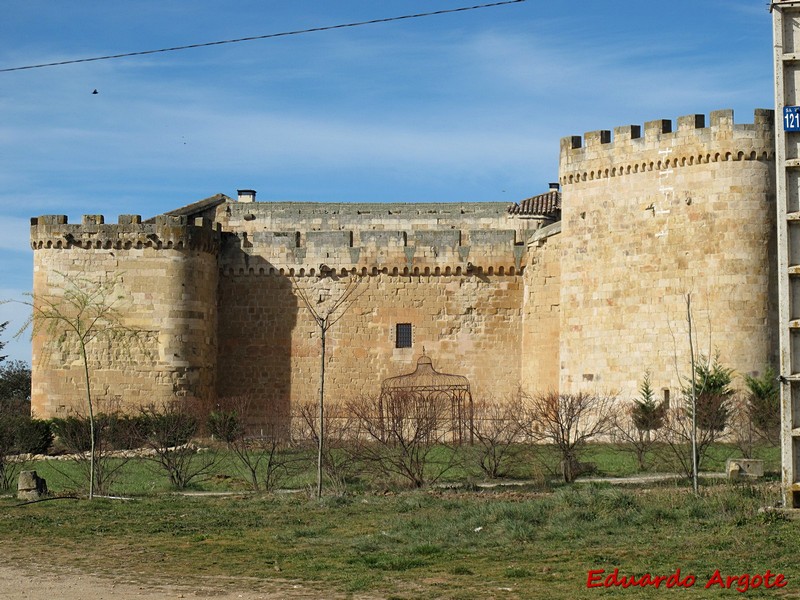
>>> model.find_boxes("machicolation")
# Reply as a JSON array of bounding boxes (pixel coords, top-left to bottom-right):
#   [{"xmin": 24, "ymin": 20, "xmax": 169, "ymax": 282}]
[{"xmin": 29, "ymin": 108, "xmax": 779, "ymax": 432}]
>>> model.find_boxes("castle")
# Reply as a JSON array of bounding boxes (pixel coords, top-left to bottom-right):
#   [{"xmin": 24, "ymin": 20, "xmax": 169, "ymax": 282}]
[{"xmin": 29, "ymin": 108, "xmax": 778, "ymax": 429}]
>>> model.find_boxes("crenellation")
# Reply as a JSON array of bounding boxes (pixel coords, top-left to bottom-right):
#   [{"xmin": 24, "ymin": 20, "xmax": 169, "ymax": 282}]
[
  {"xmin": 710, "ymin": 108, "xmax": 734, "ymax": 128},
  {"xmin": 677, "ymin": 114, "xmax": 705, "ymax": 130},
  {"xmin": 31, "ymin": 213, "xmax": 221, "ymax": 252},
  {"xmin": 645, "ymin": 119, "xmax": 672, "ymax": 137},
  {"xmin": 584, "ymin": 130, "xmax": 611, "ymax": 147},
  {"xmin": 560, "ymin": 109, "xmax": 776, "ymax": 185},
  {"xmin": 613, "ymin": 125, "xmax": 641, "ymax": 142},
  {"xmin": 28, "ymin": 104, "xmax": 779, "ymax": 433}
]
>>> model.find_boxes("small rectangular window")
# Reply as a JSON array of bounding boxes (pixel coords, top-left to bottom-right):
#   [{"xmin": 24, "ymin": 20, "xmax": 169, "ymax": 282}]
[{"xmin": 396, "ymin": 323, "xmax": 412, "ymax": 348}]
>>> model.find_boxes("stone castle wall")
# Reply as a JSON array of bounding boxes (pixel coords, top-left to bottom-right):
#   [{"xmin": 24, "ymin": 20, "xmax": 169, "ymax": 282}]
[
  {"xmin": 557, "ymin": 109, "xmax": 777, "ymax": 399},
  {"xmin": 217, "ymin": 272, "xmax": 524, "ymax": 430},
  {"xmin": 29, "ymin": 214, "xmax": 219, "ymax": 416},
  {"xmin": 30, "ymin": 205, "xmax": 533, "ymax": 427},
  {"xmin": 520, "ymin": 223, "xmax": 561, "ymax": 392},
  {"xmin": 28, "ymin": 107, "xmax": 780, "ymax": 426},
  {"xmin": 214, "ymin": 202, "xmax": 532, "ymax": 430}
]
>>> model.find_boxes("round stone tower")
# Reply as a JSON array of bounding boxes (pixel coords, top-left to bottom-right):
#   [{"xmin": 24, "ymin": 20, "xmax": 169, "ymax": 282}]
[
  {"xmin": 557, "ymin": 109, "xmax": 777, "ymax": 397},
  {"xmin": 29, "ymin": 214, "xmax": 219, "ymax": 417}
]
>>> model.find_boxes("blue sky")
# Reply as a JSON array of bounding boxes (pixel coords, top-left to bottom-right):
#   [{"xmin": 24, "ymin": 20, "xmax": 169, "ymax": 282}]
[{"xmin": 0, "ymin": 0, "xmax": 775, "ymax": 362}]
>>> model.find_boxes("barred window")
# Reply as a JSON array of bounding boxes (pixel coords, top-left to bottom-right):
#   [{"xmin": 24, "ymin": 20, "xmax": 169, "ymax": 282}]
[{"xmin": 395, "ymin": 323, "xmax": 412, "ymax": 348}]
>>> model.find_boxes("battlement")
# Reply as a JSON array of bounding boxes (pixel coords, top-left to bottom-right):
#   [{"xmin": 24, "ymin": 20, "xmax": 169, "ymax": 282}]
[
  {"xmin": 219, "ymin": 227, "xmax": 527, "ymax": 276},
  {"xmin": 30, "ymin": 214, "xmax": 221, "ymax": 252},
  {"xmin": 559, "ymin": 109, "xmax": 775, "ymax": 185}
]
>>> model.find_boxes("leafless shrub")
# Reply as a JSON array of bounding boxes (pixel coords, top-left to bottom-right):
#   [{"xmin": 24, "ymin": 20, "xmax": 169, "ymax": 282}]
[
  {"xmin": 613, "ymin": 407, "xmax": 660, "ymax": 472},
  {"xmin": 210, "ymin": 396, "xmax": 305, "ymax": 492},
  {"xmin": 658, "ymin": 356, "xmax": 735, "ymax": 478},
  {"xmin": 656, "ymin": 400, "xmax": 723, "ymax": 479},
  {"xmin": 743, "ymin": 366, "xmax": 780, "ymax": 446},
  {"xmin": 134, "ymin": 401, "xmax": 220, "ymax": 490},
  {"xmin": 728, "ymin": 393, "xmax": 758, "ymax": 459},
  {"xmin": 469, "ymin": 395, "xmax": 526, "ymax": 479},
  {"xmin": 522, "ymin": 391, "xmax": 615, "ymax": 483},
  {"xmin": 347, "ymin": 393, "xmax": 459, "ymax": 488},
  {"xmin": 294, "ymin": 401, "xmax": 361, "ymax": 493},
  {"xmin": 48, "ymin": 400, "xmax": 134, "ymax": 495}
]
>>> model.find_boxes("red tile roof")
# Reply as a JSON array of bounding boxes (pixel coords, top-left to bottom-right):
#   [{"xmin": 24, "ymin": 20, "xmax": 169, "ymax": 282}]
[{"xmin": 507, "ymin": 190, "xmax": 561, "ymax": 217}]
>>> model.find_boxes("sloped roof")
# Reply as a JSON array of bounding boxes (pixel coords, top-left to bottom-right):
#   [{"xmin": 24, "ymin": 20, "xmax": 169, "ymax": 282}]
[
  {"xmin": 144, "ymin": 193, "xmax": 231, "ymax": 223},
  {"xmin": 507, "ymin": 189, "xmax": 561, "ymax": 217}
]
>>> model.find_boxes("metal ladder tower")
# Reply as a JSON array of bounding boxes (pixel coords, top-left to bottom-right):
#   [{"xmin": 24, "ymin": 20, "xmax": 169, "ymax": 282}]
[{"xmin": 773, "ymin": 0, "xmax": 800, "ymax": 508}]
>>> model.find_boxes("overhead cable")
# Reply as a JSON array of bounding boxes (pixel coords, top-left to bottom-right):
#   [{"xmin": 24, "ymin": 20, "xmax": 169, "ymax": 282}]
[{"xmin": 0, "ymin": 0, "xmax": 526, "ymax": 73}]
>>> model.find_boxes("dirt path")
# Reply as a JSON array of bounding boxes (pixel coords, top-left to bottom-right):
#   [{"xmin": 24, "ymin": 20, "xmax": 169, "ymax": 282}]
[{"xmin": 0, "ymin": 563, "xmax": 358, "ymax": 600}]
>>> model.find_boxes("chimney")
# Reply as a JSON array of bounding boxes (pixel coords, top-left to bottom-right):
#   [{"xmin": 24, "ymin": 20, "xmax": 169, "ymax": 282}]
[
  {"xmin": 237, "ymin": 189, "xmax": 256, "ymax": 203},
  {"xmin": 549, "ymin": 182, "xmax": 560, "ymax": 192}
]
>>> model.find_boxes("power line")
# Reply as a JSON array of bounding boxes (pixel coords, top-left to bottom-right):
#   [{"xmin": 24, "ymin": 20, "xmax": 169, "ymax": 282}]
[{"xmin": 0, "ymin": 0, "xmax": 526, "ymax": 74}]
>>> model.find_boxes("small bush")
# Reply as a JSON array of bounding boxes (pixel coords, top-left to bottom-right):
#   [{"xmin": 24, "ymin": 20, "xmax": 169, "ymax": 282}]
[
  {"xmin": 50, "ymin": 416, "xmax": 92, "ymax": 452},
  {"xmin": 207, "ymin": 409, "xmax": 241, "ymax": 444},
  {"xmin": 15, "ymin": 418, "xmax": 52, "ymax": 455},
  {"xmin": 48, "ymin": 412, "xmax": 133, "ymax": 495},
  {"xmin": 743, "ymin": 366, "xmax": 780, "ymax": 445},
  {"xmin": 135, "ymin": 403, "xmax": 218, "ymax": 489}
]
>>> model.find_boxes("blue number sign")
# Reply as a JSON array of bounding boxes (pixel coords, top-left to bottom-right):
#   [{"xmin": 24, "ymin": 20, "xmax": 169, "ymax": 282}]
[{"xmin": 785, "ymin": 106, "xmax": 800, "ymax": 131}]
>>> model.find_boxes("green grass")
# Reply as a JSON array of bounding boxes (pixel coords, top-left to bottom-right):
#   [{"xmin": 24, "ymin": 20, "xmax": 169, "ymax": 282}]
[
  {"xmin": 0, "ymin": 482, "xmax": 795, "ymax": 598},
  {"xmin": 18, "ymin": 441, "xmax": 783, "ymax": 499}
]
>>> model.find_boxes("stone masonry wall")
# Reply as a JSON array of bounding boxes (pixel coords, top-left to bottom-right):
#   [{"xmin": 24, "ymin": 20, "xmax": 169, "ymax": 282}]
[
  {"xmin": 558, "ymin": 109, "xmax": 777, "ymax": 400},
  {"xmin": 28, "ymin": 108, "xmax": 780, "ymax": 427},
  {"xmin": 217, "ymin": 272, "xmax": 524, "ymax": 431},
  {"xmin": 520, "ymin": 223, "xmax": 561, "ymax": 393},
  {"xmin": 30, "ymin": 215, "xmax": 219, "ymax": 417},
  {"xmin": 212, "ymin": 201, "xmax": 531, "ymax": 430}
]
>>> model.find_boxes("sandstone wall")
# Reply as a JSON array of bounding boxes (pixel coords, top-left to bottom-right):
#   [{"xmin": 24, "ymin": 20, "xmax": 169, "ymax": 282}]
[
  {"xmin": 210, "ymin": 201, "xmax": 532, "ymax": 431},
  {"xmin": 217, "ymin": 272, "xmax": 524, "ymax": 432},
  {"xmin": 30, "ymin": 215, "xmax": 219, "ymax": 417},
  {"xmin": 558, "ymin": 109, "xmax": 777, "ymax": 400},
  {"xmin": 520, "ymin": 223, "xmax": 561, "ymax": 393}
]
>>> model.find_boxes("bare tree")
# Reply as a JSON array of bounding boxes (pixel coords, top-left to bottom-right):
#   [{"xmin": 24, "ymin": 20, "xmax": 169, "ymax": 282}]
[
  {"xmin": 210, "ymin": 396, "xmax": 305, "ymax": 492},
  {"xmin": 135, "ymin": 401, "xmax": 220, "ymax": 490},
  {"xmin": 5, "ymin": 272, "xmax": 150, "ymax": 499},
  {"xmin": 292, "ymin": 273, "xmax": 362, "ymax": 498},
  {"xmin": 348, "ymin": 392, "xmax": 459, "ymax": 488},
  {"xmin": 523, "ymin": 391, "xmax": 614, "ymax": 483},
  {"xmin": 469, "ymin": 395, "xmax": 526, "ymax": 479},
  {"xmin": 295, "ymin": 400, "xmax": 361, "ymax": 493}
]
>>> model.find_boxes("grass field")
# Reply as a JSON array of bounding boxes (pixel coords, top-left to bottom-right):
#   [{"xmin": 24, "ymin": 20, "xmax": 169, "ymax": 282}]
[
  {"xmin": 0, "ymin": 443, "xmax": 794, "ymax": 599},
  {"xmin": 19, "ymin": 441, "xmax": 783, "ymax": 496},
  {"xmin": 0, "ymin": 482, "xmax": 795, "ymax": 599}
]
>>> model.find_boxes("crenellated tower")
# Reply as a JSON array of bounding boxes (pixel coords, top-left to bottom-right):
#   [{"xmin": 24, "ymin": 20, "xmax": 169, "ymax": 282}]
[
  {"xmin": 557, "ymin": 109, "xmax": 777, "ymax": 399},
  {"xmin": 30, "ymin": 214, "xmax": 220, "ymax": 416}
]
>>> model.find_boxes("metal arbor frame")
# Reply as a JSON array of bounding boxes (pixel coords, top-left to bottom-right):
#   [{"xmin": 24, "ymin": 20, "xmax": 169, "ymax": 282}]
[{"xmin": 379, "ymin": 354, "xmax": 474, "ymax": 445}]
